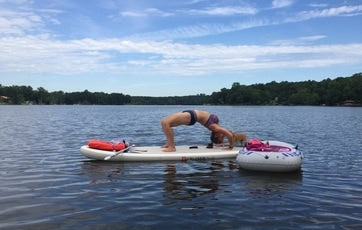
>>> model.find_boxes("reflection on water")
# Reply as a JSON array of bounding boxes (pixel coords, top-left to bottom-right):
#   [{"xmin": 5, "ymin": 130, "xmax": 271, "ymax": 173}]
[
  {"xmin": 238, "ymin": 170, "xmax": 303, "ymax": 199},
  {"xmin": 163, "ymin": 163, "xmax": 222, "ymax": 202},
  {"xmin": 81, "ymin": 159, "xmax": 303, "ymax": 204},
  {"xmin": 81, "ymin": 161, "xmax": 125, "ymax": 185},
  {"xmin": 81, "ymin": 161, "xmax": 232, "ymax": 201}
]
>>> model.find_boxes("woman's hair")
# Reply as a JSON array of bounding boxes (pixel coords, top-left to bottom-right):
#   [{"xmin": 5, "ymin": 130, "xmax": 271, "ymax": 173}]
[{"xmin": 210, "ymin": 132, "xmax": 220, "ymax": 144}]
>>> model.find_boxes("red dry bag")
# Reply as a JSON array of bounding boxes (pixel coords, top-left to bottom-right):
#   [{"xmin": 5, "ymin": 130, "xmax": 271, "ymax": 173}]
[{"xmin": 88, "ymin": 140, "xmax": 126, "ymax": 151}]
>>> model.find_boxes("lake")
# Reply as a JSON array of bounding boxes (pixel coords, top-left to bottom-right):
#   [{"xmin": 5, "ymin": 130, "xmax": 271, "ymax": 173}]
[{"xmin": 0, "ymin": 105, "xmax": 361, "ymax": 229}]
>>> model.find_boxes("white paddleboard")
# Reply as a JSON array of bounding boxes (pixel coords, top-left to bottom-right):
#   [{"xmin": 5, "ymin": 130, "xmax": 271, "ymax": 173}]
[{"xmin": 80, "ymin": 145, "xmax": 241, "ymax": 162}]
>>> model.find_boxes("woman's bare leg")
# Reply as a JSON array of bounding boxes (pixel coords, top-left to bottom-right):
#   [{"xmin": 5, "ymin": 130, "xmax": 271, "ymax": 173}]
[{"xmin": 161, "ymin": 119, "xmax": 176, "ymax": 152}]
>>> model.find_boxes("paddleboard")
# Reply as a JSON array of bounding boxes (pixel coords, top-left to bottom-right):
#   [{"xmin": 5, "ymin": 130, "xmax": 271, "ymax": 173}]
[{"xmin": 80, "ymin": 145, "xmax": 241, "ymax": 162}]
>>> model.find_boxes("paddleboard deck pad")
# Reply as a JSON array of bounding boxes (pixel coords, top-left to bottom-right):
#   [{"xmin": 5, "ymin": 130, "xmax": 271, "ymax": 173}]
[{"xmin": 80, "ymin": 145, "xmax": 241, "ymax": 162}]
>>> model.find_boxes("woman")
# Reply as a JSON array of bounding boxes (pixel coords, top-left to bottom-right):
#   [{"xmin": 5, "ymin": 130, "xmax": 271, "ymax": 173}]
[{"xmin": 161, "ymin": 109, "xmax": 234, "ymax": 152}]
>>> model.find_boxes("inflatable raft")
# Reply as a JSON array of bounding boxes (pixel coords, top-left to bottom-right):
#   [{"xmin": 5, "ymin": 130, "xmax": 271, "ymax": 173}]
[
  {"xmin": 236, "ymin": 140, "xmax": 303, "ymax": 172},
  {"xmin": 80, "ymin": 140, "xmax": 241, "ymax": 162}
]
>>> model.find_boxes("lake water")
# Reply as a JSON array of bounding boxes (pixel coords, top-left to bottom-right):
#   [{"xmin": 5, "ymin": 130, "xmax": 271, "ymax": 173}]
[{"xmin": 0, "ymin": 105, "xmax": 361, "ymax": 229}]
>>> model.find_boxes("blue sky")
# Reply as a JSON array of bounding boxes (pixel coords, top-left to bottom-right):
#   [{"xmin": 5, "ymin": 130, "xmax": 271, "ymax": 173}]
[{"xmin": 1, "ymin": 0, "xmax": 362, "ymax": 96}]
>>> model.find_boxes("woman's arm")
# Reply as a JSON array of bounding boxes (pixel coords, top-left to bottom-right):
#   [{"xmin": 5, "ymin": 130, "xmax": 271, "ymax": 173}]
[{"xmin": 213, "ymin": 126, "xmax": 234, "ymax": 150}]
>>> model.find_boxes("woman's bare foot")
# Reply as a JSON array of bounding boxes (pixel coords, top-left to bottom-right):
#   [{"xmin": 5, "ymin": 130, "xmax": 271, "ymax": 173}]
[
  {"xmin": 161, "ymin": 144, "xmax": 168, "ymax": 148},
  {"xmin": 162, "ymin": 147, "xmax": 176, "ymax": 152}
]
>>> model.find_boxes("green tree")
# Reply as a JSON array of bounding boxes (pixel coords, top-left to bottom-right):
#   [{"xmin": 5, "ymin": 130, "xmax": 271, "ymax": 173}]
[{"xmin": 35, "ymin": 87, "xmax": 50, "ymax": 104}]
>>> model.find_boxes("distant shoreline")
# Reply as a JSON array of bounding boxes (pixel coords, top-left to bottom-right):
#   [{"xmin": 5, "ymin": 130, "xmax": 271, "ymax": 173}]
[{"xmin": 1, "ymin": 72, "xmax": 361, "ymax": 106}]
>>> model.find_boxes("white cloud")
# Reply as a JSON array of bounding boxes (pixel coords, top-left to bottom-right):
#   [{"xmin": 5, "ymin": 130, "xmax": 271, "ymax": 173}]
[
  {"xmin": 0, "ymin": 0, "xmax": 31, "ymax": 4},
  {"xmin": 187, "ymin": 6, "xmax": 258, "ymax": 16},
  {"xmin": 289, "ymin": 5, "xmax": 362, "ymax": 21},
  {"xmin": 120, "ymin": 8, "xmax": 173, "ymax": 17},
  {"xmin": 128, "ymin": 19, "xmax": 270, "ymax": 40},
  {"xmin": 120, "ymin": 11, "xmax": 145, "ymax": 17},
  {"xmin": 308, "ymin": 3, "xmax": 328, "ymax": 8},
  {"xmin": 269, "ymin": 35, "xmax": 326, "ymax": 45},
  {"xmin": 120, "ymin": 5, "xmax": 257, "ymax": 18},
  {"xmin": 1, "ymin": 1, "xmax": 362, "ymax": 78},
  {"xmin": 0, "ymin": 8, "xmax": 43, "ymax": 35},
  {"xmin": 1, "ymin": 36, "xmax": 361, "ymax": 76},
  {"xmin": 0, "ymin": 4, "xmax": 63, "ymax": 36},
  {"xmin": 272, "ymin": 0, "xmax": 294, "ymax": 8},
  {"xmin": 124, "ymin": 4, "xmax": 362, "ymax": 40}
]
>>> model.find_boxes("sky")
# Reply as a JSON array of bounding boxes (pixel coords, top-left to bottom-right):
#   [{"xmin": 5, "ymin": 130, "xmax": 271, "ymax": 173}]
[{"xmin": 1, "ymin": 0, "xmax": 362, "ymax": 96}]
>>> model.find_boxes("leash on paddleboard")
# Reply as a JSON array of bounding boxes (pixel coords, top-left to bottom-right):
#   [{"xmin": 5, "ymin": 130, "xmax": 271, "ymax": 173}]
[{"xmin": 104, "ymin": 144, "xmax": 135, "ymax": 160}]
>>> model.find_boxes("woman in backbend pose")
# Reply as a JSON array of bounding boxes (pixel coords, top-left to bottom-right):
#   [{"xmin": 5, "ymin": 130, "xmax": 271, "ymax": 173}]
[{"xmin": 161, "ymin": 110, "xmax": 234, "ymax": 152}]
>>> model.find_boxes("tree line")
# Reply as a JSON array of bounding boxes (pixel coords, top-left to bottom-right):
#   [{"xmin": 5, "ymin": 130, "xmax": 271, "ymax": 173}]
[
  {"xmin": 130, "ymin": 94, "xmax": 208, "ymax": 105},
  {"xmin": 1, "ymin": 73, "xmax": 361, "ymax": 106},
  {"xmin": 209, "ymin": 73, "xmax": 361, "ymax": 106},
  {"xmin": 0, "ymin": 87, "xmax": 131, "ymax": 105}
]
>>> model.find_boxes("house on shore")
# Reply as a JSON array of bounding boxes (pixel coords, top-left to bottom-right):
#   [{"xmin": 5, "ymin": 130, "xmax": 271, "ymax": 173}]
[
  {"xmin": 342, "ymin": 100, "xmax": 361, "ymax": 106},
  {"xmin": 0, "ymin": 96, "xmax": 10, "ymax": 104}
]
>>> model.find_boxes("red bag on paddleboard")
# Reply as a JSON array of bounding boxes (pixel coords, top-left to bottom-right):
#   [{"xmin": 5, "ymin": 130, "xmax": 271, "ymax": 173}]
[{"xmin": 88, "ymin": 139, "xmax": 126, "ymax": 151}]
